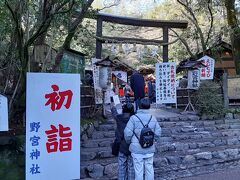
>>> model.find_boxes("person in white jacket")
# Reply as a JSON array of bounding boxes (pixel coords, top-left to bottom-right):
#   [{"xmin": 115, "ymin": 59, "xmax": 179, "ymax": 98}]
[{"xmin": 124, "ymin": 98, "xmax": 161, "ymax": 180}]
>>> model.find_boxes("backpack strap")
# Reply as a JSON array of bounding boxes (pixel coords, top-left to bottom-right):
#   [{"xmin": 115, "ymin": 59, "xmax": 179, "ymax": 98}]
[
  {"xmin": 133, "ymin": 130, "xmax": 140, "ymax": 141},
  {"xmin": 134, "ymin": 115, "xmax": 152, "ymax": 127},
  {"xmin": 146, "ymin": 115, "xmax": 152, "ymax": 126},
  {"xmin": 134, "ymin": 115, "xmax": 145, "ymax": 127}
]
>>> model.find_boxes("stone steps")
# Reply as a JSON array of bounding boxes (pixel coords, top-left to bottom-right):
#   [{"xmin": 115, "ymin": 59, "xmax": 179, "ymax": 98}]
[
  {"xmin": 96, "ymin": 120, "xmax": 240, "ymax": 134},
  {"xmin": 88, "ymin": 127, "xmax": 240, "ymax": 148},
  {"xmin": 156, "ymin": 115, "xmax": 200, "ymax": 122},
  {"xmin": 81, "ymin": 145, "xmax": 240, "ymax": 179},
  {"xmin": 81, "ymin": 137, "xmax": 240, "ymax": 162},
  {"xmin": 161, "ymin": 120, "xmax": 240, "ymax": 129},
  {"xmin": 155, "ymin": 159, "xmax": 240, "ymax": 180},
  {"xmin": 155, "ymin": 150, "xmax": 240, "ymax": 179},
  {"xmin": 82, "ymin": 134, "xmax": 240, "ymax": 150},
  {"xmin": 80, "ymin": 112, "xmax": 240, "ymax": 179},
  {"xmin": 92, "ymin": 124, "xmax": 240, "ymax": 140},
  {"xmin": 81, "ymin": 143, "xmax": 240, "ymax": 166}
]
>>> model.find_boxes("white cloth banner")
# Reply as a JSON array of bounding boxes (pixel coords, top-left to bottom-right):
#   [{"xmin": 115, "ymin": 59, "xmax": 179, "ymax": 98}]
[
  {"xmin": 188, "ymin": 69, "xmax": 200, "ymax": 89},
  {"xmin": 112, "ymin": 71, "xmax": 127, "ymax": 83},
  {"xmin": 92, "ymin": 58, "xmax": 103, "ymax": 104},
  {"xmin": 156, "ymin": 62, "xmax": 177, "ymax": 104},
  {"xmin": 0, "ymin": 95, "xmax": 8, "ymax": 131},
  {"xmin": 26, "ymin": 73, "xmax": 80, "ymax": 180},
  {"xmin": 198, "ymin": 55, "xmax": 215, "ymax": 80}
]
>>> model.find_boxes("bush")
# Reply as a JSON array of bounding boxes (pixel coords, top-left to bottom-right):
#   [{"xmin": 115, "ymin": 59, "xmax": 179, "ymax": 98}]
[
  {"xmin": 0, "ymin": 136, "xmax": 25, "ymax": 180},
  {"xmin": 194, "ymin": 81, "xmax": 225, "ymax": 116}
]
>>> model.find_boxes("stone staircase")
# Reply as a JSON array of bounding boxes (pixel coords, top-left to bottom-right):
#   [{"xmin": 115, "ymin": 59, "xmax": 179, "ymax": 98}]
[{"xmin": 81, "ymin": 111, "xmax": 240, "ymax": 180}]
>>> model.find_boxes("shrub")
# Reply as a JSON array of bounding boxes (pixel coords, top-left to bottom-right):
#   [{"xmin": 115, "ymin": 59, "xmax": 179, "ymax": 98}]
[{"xmin": 194, "ymin": 81, "xmax": 225, "ymax": 116}]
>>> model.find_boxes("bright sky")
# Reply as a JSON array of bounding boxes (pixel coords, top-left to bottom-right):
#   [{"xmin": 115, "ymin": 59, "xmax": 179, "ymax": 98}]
[{"xmin": 92, "ymin": 0, "xmax": 164, "ymax": 17}]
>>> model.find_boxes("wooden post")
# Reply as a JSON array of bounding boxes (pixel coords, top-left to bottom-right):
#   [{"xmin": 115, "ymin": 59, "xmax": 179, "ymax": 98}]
[
  {"xmin": 223, "ymin": 73, "xmax": 229, "ymax": 108},
  {"xmin": 163, "ymin": 26, "xmax": 169, "ymax": 62},
  {"xmin": 96, "ymin": 18, "xmax": 103, "ymax": 59}
]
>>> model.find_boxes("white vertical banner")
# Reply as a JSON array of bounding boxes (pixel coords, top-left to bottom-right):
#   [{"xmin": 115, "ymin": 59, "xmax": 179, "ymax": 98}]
[
  {"xmin": 156, "ymin": 62, "xmax": 177, "ymax": 104},
  {"xmin": 0, "ymin": 95, "xmax": 8, "ymax": 131},
  {"xmin": 26, "ymin": 73, "xmax": 80, "ymax": 180},
  {"xmin": 92, "ymin": 58, "xmax": 103, "ymax": 104},
  {"xmin": 198, "ymin": 55, "xmax": 215, "ymax": 80},
  {"xmin": 188, "ymin": 69, "xmax": 200, "ymax": 89},
  {"xmin": 104, "ymin": 87, "xmax": 112, "ymax": 104}
]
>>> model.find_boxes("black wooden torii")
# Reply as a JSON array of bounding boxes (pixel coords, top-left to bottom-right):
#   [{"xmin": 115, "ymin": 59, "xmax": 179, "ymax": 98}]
[{"xmin": 96, "ymin": 13, "xmax": 188, "ymax": 62}]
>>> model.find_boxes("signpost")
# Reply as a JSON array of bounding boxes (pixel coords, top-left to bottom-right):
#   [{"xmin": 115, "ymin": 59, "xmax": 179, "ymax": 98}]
[
  {"xmin": 26, "ymin": 73, "xmax": 80, "ymax": 180},
  {"xmin": 198, "ymin": 55, "xmax": 215, "ymax": 80},
  {"xmin": 188, "ymin": 69, "xmax": 200, "ymax": 89},
  {"xmin": 156, "ymin": 62, "xmax": 177, "ymax": 105},
  {"xmin": 92, "ymin": 58, "xmax": 103, "ymax": 104},
  {"xmin": 0, "ymin": 95, "xmax": 8, "ymax": 131}
]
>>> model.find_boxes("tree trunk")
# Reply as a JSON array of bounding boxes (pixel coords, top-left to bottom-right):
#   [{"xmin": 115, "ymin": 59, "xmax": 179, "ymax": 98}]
[{"xmin": 224, "ymin": 0, "xmax": 240, "ymax": 75}]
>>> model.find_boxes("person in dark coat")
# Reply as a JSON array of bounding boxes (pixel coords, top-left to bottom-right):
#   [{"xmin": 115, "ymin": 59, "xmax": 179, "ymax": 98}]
[
  {"xmin": 148, "ymin": 80, "xmax": 153, "ymax": 103},
  {"xmin": 130, "ymin": 71, "xmax": 145, "ymax": 110},
  {"xmin": 111, "ymin": 103, "xmax": 135, "ymax": 180}
]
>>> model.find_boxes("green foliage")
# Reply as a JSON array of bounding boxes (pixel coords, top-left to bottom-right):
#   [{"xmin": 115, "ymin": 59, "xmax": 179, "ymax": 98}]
[
  {"xmin": 226, "ymin": 108, "xmax": 240, "ymax": 114},
  {"xmin": 81, "ymin": 116, "xmax": 106, "ymax": 126},
  {"xmin": 0, "ymin": 136, "xmax": 25, "ymax": 180},
  {"xmin": 194, "ymin": 81, "xmax": 225, "ymax": 116}
]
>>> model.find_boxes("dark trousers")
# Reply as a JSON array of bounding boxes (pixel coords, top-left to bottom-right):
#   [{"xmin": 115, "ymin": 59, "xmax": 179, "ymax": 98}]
[{"xmin": 135, "ymin": 98, "xmax": 141, "ymax": 111}]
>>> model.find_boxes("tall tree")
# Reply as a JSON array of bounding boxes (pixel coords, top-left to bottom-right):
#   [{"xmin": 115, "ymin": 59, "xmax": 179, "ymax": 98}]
[
  {"xmin": 144, "ymin": 0, "xmax": 226, "ymax": 61},
  {"xmin": 224, "ymin": 0, "xmax": 240, "ymax": 74},
  {"xmin": 3, "ymin": 0, "xmax": 95, "ymax": 123}
]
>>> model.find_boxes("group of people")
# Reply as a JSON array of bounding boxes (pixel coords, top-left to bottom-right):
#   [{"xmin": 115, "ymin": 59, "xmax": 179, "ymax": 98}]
[{"xmin": 111, "ymin": 71, "xmax": 161, "ymax": 180}]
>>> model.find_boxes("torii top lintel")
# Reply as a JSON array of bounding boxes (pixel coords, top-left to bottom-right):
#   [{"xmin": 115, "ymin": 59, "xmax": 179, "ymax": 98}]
[
  {"xmin": 97, "ymin": 13, "xmax": 188, "ymax": 28},
  {"xmin": 96, "ymin": 13, "xmax": 188, "ymax": 62}
]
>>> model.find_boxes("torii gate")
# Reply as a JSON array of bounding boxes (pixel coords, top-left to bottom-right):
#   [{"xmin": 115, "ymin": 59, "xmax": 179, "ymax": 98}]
[{"xmin": 96, "ymin": 13, "xmax": 188, "ymax": 62}]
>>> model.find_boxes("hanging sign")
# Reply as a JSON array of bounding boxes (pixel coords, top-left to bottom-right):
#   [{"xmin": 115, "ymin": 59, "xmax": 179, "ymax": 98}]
[
  {"xmin": 188, "ymin": 69, "xmax": 200, "ymax": 89},
  {"xmin": 92, "ymin": 58, "xmax": 103, "ymax": 104},
  {"xmin": 198, "ymin": 55, "xmax": 215, "ymax": 80},
  {"xmin": 26, "ymin": 73, "xmax": 80, "ymax": 180},
  {"xmin": 156, "ymin": 62, "xmax": 177, "ymax": 104},
  {"xmin": 112, "ymin": 71, "xmax": 127, "ymax": 83},
  {"xmin": 0, "ymin": 95, "xmax": 8, "ymax": 131},
  {"xmin": 112, "ymin": 95, "xmax": 121, "ymax": 105}
]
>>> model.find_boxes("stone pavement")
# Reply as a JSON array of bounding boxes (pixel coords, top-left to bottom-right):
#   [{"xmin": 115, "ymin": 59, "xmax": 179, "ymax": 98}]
[
  {"xmin": 149, "ymin": 107, "xmax": 181, "ymax": 118},
  {"xmin": 177, "ymin": 167, "xmax": 240, "ymax": 180}
]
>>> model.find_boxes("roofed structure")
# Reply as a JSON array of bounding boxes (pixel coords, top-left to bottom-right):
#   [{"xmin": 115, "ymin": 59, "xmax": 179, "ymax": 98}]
[{"xmin": 179, "ymin": 41, "xmax": 236, "ymax": 77}]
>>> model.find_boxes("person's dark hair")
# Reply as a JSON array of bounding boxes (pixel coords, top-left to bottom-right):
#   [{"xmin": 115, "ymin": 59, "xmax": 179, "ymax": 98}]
[
  {"xmin": 122, "ymin": 103, "xmax": 135, "ymax": 115},
  {"xmin": 139, "ymin": 98, "xmax": 151, "ymax": 109}
]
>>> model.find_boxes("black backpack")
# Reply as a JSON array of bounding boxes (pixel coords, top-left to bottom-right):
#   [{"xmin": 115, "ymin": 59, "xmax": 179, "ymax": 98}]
[{"xmin": 134, "ymin": 115, "xmax": 155, "ymax": 148}]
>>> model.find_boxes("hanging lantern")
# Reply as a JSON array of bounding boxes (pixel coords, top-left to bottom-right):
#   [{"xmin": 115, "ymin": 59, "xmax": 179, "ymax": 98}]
[
  {"xmin": 143, "ymin": 45, "xmax": 148, "ymax": 56},
  {"xmin": 111, "ymin": 44, "xmax": 117, "ymax": 55},
  {"xmin": 123, "ymin": 44, "xmax": 130, "ymax": 55},
  {"xmin": 137, "ymin": 47, "xmax": 143, "ymax": 60},
  {"xmin": 95, "ymin": 57, "xmax": 114, "ymax": 90},
  {"xmin": 132, "ymin": 43, "xmax": 137, "ymax": 52},
  {"xmin": 99, "ymin": 66, "xmax": 112, "ymax": 89},
  {"xmin": 119, "ymin": 43, "xmax": 123, "ymax": 53},
  {"xmin": 158, "ymin": 45, "xmax": 162, "ymax": 54},
  {"xmin": 151, "ymin": 46, "xmax": 158, "ymax": 57}
]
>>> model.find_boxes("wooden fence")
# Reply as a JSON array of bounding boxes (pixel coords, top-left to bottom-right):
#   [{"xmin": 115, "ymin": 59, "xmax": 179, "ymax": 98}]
[
  {"xmin": 81, "ymin": 85, "xmax": 101, "ymax": 118},
  {"xmin": 227, "ymin": 75, "xmax": 240, "ymax": 107},
  {"xmin": 176, "ymin": 84, "xmax": 223, "ymax": 110}
]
